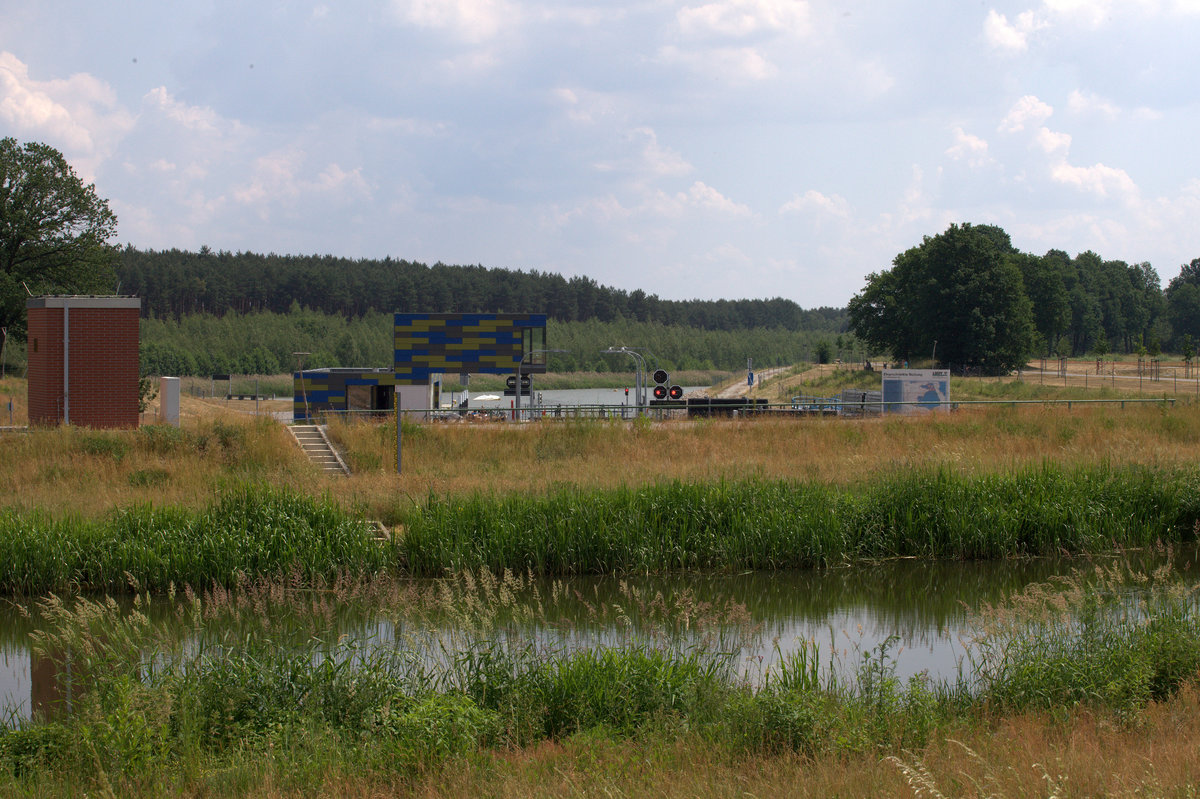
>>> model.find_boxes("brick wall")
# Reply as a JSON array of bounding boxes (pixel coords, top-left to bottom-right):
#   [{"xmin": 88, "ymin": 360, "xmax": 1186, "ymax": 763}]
[
  {"xmin": 26, "ymin": 306, "xmax": 64, "ymax": 425},
  {"xmin": 26, "ymin": 298, "xmax": 141, "ymax": 429}
]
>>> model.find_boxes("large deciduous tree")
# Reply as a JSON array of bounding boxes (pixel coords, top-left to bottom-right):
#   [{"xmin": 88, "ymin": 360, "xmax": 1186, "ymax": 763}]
[
  {"xmin": 0, "ymin": 138, "xmax": 119, "ymax": 341},
  {"xmin": 848, "ymin": 223, "xmax": 1035, "ymax": 372},
  {"xmin": 1014, "ymin": 251, "xmax": 1070, "ymax": 355},
  {"xmin": 1166, "ymin": 257, "xmax": 1200, "ymax": 348}
]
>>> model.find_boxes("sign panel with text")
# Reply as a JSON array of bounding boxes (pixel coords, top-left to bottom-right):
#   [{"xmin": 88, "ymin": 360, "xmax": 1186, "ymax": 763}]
[{"xmin": 881, "ymin": 369, "xmax": 950, "ymax": 413}]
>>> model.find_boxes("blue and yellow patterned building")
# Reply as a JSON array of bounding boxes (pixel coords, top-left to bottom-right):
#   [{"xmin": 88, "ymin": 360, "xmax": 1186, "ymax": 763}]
[
  {"xmin": 393, "ymin": 312, "xmax": 547, "ymax": 384},
  {"xmin": 294, "ymin": 313, "xmax": 548, "ymax": 420}
]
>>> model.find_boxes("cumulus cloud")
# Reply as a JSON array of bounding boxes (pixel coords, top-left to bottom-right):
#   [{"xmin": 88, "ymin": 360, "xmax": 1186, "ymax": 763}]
[
  {"xmin": 595, "ymin": 127, "xmax": 693, "ymax": 179},
  {"xmin": 987, "ymin": 0, "xmax": 1200, "ymax": 52},
  {"xmin": 1066, "ymin": 89, "xmax": 1163, "ymax": 122},
  {"xmin": 999, "ymin": 95, "xmax": 1053, "ymax": 133},
  {"xmin": 551, "ymin": 86, "xmax": 617, "ymax": 125},
  {"xmin": 897, "ymin": 165, "xmax": 935, "ymax": 227},
  {"xmin": 1050, "ymin": 161, "xmax": 1138, "ymax": 199},
  {"xmin": 545, "ymin": 194, "xmax": 631, "ymax": 229},
  {"xmin": 983, "ymin": 9, "xmax": 1045, "ymax": 51},
  {"xmin": 0, "ymin": 51, "xmax": 133, "ymax": 177},
  {"xmin": 945, "ymin": 127, "xmax": 992, "ymax": 168},
  {"xmin": 144, "ymin": 87, "xmax": 225, "ymax": 136},
  {"xmin": 678, "ymin": 181, "xmax": 751, "ymax": 216},
  {"xmin": 664, "ymin": 0, "xmax": 812, "ymax": 83},
  {"xmin": 1040, "ymin": 0, "xmax": 1122, "ymax": 27},
  {"xmin": 389, "ymin": 0, "xmax": 514, "ymax": 42},
  {"xmin": 779, "ymin": 189, "xmax": 850, "ymax": 217},
  {"xmin": 0, "ymin": 53, "xmax": 85, "ymax": 148},
  {"xmin": 1034, "ymin": 127, "xmax": 1072, "ymax": 154},
  {"xmin": 677, "ymin": 0, "xmax": 812, "ymax": 39},
  {"xmin": 657, "ymin": 44, "xmax": 777, "ymax": 81},
  {"xmin": 1066, "ymin": 89, "xmax": 1120, "ymax": 119},
  {"xmin": 234, "ymin": 150, "xmax": 370, "ymax": 209}
]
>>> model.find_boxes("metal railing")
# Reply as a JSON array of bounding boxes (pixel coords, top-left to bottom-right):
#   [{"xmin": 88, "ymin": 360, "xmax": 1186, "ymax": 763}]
[{"xmin": 302, "ymin": 395, "xmax": 1179, "ymax": 426}]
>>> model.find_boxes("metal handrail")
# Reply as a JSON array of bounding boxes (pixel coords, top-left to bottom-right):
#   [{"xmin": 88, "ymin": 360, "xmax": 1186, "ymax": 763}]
[{"xmin": 302, "ymin": 395, "xmax": 1179, "ymax": 425}]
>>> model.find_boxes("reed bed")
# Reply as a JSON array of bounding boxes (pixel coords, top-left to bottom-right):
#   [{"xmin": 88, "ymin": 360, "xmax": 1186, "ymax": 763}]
[
  {"xmin": 969, "ymin": 559, "xmax": 1200, "ymax": 714},
  {"xmin": 0, "ymin": 486, "xmax": 388, "ymax": 594},
  {"xmin": 0, "ymin": 463, "xmax": 1196, "ymax": 593},
  {"xmin": 4, "ymin": 561, "xmax": 1200, "ymax": 797},
  {"xmin": 399, "ymin": 464, "xmax": 1200, "ymax": 576}
]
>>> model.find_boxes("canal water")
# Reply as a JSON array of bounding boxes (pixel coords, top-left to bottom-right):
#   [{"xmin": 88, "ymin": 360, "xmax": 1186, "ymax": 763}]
[{"xmin": 3, "ymin": 548, "xmax": 1192, "ymax": 722}]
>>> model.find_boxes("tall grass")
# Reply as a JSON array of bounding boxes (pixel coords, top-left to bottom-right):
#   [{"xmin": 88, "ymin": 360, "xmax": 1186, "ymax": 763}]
[
  {"xmin": 0, "ymin": 413, "xmax": 317, "ymax": 519},
  {"xmin": 5, "ymin": 385, "xmax": 1200, "ymax": 527},
  {"xmin": 1, "ymin": 460, "xmax": 1196, "ymax": 592},
  {"xmin": 968, "ymin": 557, "xmax": 1200, "ymax": 715},
  {"xmin": 400, "ymin": 464, "xmax": 1200, "ymax": 576},
  {"xmin": 6, "ymin": 560, "xmax": 1200, "ymax": 797},
  {"xmin": 325, "ymin": 403, "xmax": 1200, "ymax": 522},
  {"xmin": 0, "ymin": 486, "xmax": 388, "ymax": 593}
]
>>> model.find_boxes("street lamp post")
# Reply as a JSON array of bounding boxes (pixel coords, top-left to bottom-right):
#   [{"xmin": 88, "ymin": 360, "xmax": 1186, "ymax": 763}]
[
  {"xmin": 515, "ymin": 348, "xmax": 567, "ymax": 421},
  {"xmin": 602, "ymin": 347, "xmax": 649, "ymax": 416},
  {"xmin": 292, "ymin": 351, "xmax": 311, "ymax": 421}
]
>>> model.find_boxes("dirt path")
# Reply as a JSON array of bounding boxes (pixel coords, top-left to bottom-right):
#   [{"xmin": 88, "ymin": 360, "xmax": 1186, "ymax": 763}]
[{"xmin": 710, "ymin": 366, "xmax": 791, "ymax": 398}]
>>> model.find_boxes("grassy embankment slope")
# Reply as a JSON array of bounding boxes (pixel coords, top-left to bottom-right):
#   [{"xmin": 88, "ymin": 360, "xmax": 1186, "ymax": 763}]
[
  {"xmin": 0, "ymin": 361, "xmax": 1198, "ymax": 594},
  {"xmin": 3, "ymin": 365, "xmax": 1200, "ymax": 796},
  {"xmin": 3, "ymin": 362, "xmax": 1199, "ymax": 533}
]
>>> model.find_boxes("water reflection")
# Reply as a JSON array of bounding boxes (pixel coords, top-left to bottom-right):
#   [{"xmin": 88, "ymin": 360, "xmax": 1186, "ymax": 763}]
[{"xmin": 2, "ymin": 546, "xmax": 1194, "ymax": 721}]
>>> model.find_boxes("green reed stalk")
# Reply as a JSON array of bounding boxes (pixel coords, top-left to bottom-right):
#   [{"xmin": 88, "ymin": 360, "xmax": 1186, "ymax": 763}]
[
  {"xmin": 0, "ymin": 485, "xmax": 388, "ymax": 593},
  {"xmin": 400, "ymin": 464, "xmax": 1200, "ymax": 576}
]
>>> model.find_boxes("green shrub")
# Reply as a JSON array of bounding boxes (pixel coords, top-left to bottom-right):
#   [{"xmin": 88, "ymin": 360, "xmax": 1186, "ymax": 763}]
[
  {"xmin": 531, "ymin": 647, "xmax": 722, "ymax": 738},
  {"xmin": 0, "ymin": 723, "xmax": 75, "ymax": 776},
  {"xmin": 127, "ymin": 468, "xmax": 170, "ymax": 487},
  {"xmin": 373, "ymin": 693, "xmax": 499, "ymax": 772},
  {"xmin": 723, "ymin": 688, "xmax": 824, "ymax": 755},
  {"xmin": 0, "ymin": 486, "xmax": 388, "ymax": 593},
  {"xmin": 78, "ymin": 432, "xmax": 129, "ymax": 461},
  {"xmin": 136, "ymin": 424, "xmax": 190, "ymax": 455}
]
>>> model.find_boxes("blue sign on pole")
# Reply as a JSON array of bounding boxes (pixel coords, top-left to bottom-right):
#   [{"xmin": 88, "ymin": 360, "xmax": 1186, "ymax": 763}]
[{"xmin": 747, "ymin": 371, "xmax": 754, "ymax": 386}]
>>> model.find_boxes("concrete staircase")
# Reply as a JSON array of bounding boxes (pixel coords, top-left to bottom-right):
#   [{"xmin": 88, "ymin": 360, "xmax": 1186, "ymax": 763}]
[{"xmin": 289, "ymin": 424, "xmax": 351, "ymax": 476}]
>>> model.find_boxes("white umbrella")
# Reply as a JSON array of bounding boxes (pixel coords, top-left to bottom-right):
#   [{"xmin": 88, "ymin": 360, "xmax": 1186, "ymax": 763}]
[{"xmin": 473, "ymin": 394, "xmax": 502, "ymax": 401}]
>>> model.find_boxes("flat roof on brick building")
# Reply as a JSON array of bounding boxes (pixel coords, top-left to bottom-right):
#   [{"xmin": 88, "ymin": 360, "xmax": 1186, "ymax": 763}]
[{"xmin": 26, "ymin": 296, "xmax": 141, "ymax": 309}]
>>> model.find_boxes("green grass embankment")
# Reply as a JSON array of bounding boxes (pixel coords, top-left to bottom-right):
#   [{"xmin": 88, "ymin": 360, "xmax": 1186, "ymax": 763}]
[
  {"xmin": 0, "ymin": 487, "xmax": 387, "ymax": 594},
  {"xmin": 400, "ymin": 464, "xmax": 1200, "ymax": 576},
  {"xmin": 1, "ymin": 464, "xmax": 1195, "ymax": 594}
]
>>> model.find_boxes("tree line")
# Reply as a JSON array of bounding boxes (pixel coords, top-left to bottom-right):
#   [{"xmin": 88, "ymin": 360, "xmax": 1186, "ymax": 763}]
[
  {"xmin": 117, "ymin": 247, "xmax": 844, "ymax": 333},
  {"xmin": 9, "ymin": 135, "xmax": 1199, "ymax": 380},
  {"xmin": 849, "ymin": 223, "xmax": 1200, "ymax": 372},
  {"xmin": 139, "ymin": 309, "xmax": 846, "ymax": 377}
]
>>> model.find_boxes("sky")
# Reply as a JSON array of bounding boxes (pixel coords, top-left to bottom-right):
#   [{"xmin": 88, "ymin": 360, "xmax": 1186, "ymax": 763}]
[{"xmin": 2, "ymin": 0, "xmax": 1199, "ymax": 309}]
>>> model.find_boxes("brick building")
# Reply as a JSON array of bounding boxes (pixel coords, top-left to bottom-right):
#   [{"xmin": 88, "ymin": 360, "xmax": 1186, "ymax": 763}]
[{"xmin": 26, "ymin": 296, "xmax": 142, "ymax": 428}]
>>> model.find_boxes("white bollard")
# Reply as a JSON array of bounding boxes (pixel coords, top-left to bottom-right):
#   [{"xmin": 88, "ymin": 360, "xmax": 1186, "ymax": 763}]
[{"xmin": 159, "ymin": 376, "xmax": 181, "ymax": 426}]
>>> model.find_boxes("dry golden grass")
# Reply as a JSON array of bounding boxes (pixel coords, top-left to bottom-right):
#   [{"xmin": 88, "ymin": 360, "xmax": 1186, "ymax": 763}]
[
  {"xmin": 4, "ymin": 370, "xmax": 1200, "ymax": 523},
  {"xmin": 0, "ymin": 377, "xmax": 319, "ymax": 518},
  {"xmin": 327, "ymin": 398, "xmax": 1200, "ymax": 521}
]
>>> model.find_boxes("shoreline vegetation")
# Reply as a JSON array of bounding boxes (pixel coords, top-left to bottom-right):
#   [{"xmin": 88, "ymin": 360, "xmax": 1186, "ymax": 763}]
[
  {"xmin": 2, "ymin": 368, "xmax": 1200, "ymax": 795},
  {"xmin": 0, "ymin": 464, "xmax": 1196, "ymax": 594},
  {"xmin": 2, "ymin": 562, "xmax": 1200, "ymax": 797}
]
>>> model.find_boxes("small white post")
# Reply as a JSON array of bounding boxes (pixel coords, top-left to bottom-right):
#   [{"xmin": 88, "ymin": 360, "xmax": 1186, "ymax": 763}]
[{"xmin": 160, "ymin": 377, "xmax": 181, "ymax": 426}]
